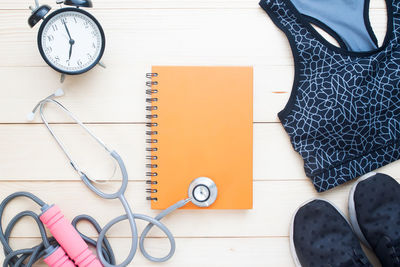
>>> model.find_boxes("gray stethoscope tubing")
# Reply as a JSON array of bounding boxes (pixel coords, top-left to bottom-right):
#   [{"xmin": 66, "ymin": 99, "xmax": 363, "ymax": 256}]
[
  {"xmin": 30, "ymin": 96, "xmax": 191, "ymax": 266},
  {"xmin": 36, "ymin": 98, "xmax": 111, "ymax": 178}
]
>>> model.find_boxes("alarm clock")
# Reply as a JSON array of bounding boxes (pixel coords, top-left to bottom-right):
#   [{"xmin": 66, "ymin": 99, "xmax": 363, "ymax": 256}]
[{"xmin": 28, "ymin": 0, "xmax": 105, "ymax": 78}]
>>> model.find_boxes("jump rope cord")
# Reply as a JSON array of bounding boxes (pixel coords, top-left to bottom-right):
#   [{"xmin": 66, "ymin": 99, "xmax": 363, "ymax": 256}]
[
  {"xmin": 7, "ymin": 98, "xmax": 192, "ymax": 266},
  {"xmin": 0, "ymin": 191, "xmax": 190, "ymax": 266},
  {"xmin": 0, "ymin": 192, "xmax": 116, "ymax": 267}
]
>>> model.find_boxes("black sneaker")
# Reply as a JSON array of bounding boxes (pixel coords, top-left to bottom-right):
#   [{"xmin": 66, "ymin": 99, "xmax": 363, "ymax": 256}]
[
  {"xmin": 349, "ymin": 173, "xmax": 400, "ymax": 267},
  {"xmin": 291, "ymin": 199, "xmax": 372, "ymax": 267}
]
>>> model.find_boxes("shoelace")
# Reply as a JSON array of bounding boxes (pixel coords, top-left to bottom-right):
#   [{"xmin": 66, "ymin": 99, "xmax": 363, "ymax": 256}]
[{"xmin": 387, "ymin": 238, "xmax": 400, "ymax": 266}]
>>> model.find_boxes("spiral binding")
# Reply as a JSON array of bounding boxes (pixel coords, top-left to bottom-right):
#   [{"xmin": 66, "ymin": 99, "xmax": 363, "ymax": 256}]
[{"xmin": 146, "ymin": 72, "xmax": 159, "ymax": 201}]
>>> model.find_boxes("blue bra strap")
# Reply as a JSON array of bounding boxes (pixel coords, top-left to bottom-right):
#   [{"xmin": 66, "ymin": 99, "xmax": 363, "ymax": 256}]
[{"xmin": 290, "ymin": 0, "xmax": 378, "ymax": 52}]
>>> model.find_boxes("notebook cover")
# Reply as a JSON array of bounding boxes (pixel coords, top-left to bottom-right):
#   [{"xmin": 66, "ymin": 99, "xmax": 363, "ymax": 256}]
[{"xmin": 148, "ymin": 66, "xmax": 253, "ymax": 209}]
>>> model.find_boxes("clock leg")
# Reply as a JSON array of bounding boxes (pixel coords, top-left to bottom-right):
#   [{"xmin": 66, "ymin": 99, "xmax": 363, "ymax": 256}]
[
  {"xmin": 60, "ymin": 73, "xmax": 66, "ymax": 83},
  {"xmin": 98, "ymin": 61, "xmax": 106, "ymax": 68}
]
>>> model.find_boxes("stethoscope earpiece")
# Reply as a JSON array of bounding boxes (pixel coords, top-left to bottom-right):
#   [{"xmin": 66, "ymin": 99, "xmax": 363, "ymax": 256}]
[
  {"xmin": 53, "ymin": 88, "xmax": 65, "ymax": 97},
  {"xmin": 26, "ymin": 88, "xmax": 64, "ymax": 121},
  {"xmin": 26, "ymin": 112, "xmax": 36, "ymax": 122},
  {"xmin": 188, "ymin": 177, "xmax": 218, "ymax": 207}
]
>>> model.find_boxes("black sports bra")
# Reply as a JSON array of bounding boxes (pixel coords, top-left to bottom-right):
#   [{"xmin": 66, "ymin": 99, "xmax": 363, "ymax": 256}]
[{"xmin": 260, "ymin": 0, "xmax": 400, "ymax": 192}]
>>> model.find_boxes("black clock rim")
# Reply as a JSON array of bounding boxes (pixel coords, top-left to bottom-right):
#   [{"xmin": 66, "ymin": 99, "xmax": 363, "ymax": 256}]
[{"xmin": 37, "ymin": 7, "xmax": 106, "ymax": 75}]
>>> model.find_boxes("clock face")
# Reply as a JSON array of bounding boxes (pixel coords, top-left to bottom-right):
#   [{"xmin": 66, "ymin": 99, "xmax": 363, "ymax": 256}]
[{"xmin": 38, "ymin": 8, "xmax": 105, "ymax": 75}]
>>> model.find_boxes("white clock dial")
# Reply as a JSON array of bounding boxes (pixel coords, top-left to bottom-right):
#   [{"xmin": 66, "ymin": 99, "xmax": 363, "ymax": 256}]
[{"xmin": 39, "ymin": 9, "xmax": 105, "ymax": 74}]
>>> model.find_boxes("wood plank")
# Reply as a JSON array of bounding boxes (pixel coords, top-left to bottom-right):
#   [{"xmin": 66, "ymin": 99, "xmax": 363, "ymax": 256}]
[
  {"xmin": 1, "ymin": 9, "xmax": 289, "ymax": 67},
  {"xmin": 0, "ymin": 65, "xmax": 291, "ymax": 123},
  {"xmin": 2, "ymin": 123, "xmax": 400, "ymax": 180},
  {"xmin": 0, "ymin": 236, "xmax": 382, "ymax": 267},
  {"xmin": 0, "ymin": 237, "xmax": 295, "ymax": 267},
  {"xmin": 0, "ymin": 9, "xmax": 388, "ymax": 67},
  {"xmin": 0, "ymin": 124, "xmax": 147, "ymax": 181},
  {"xmin": 0, "ymin": 0, "xmax": 388, "ymax": 10},
  {"xmin": 0, "ymin": 180, "xmax": 349, "ymax": 238},
  {"xmin": 0, "ymin": 123, "xmax": 312, "ymax": 180}
]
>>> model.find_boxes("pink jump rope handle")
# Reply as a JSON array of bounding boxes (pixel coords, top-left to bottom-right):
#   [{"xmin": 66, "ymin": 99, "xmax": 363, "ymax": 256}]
[
  {"xmin": 44, "ymin": 246, "xmax": 75, "ymax": 267},
  {"xmin": 40, "ymin": 205, "xmax": 103, "ymax": 267}
]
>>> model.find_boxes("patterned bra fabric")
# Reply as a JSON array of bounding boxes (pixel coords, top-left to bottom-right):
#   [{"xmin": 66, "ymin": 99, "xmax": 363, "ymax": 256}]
[{"xmin": 259, "ymin": 0, "xmax": 400, "ymax": 192}]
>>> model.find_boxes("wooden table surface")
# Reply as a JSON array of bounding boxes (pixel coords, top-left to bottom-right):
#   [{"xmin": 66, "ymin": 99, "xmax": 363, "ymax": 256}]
[{"xmin": 0, "ymin": 0, "xmax": 398, "ymax": 266}]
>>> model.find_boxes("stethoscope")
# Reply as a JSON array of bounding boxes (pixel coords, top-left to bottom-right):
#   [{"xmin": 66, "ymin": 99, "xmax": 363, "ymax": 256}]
[{"xmin": 26, "ymin": 88, "xmax": 218, "ymax": 266}]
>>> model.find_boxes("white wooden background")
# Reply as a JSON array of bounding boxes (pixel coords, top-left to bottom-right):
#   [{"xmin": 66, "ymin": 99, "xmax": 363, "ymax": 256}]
[{"xmin": 0, "ymin": 0, "xmax": 398, "ymax": 266}]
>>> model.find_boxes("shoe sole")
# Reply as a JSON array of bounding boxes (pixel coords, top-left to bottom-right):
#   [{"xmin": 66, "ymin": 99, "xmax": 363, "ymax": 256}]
[
  {"xmin": 348, "ymin": 172, "xmax": 376, "ymax": 249},
  {"xmin": 289, "ymin": 198, "xmax": 353, "ymax": 267}
]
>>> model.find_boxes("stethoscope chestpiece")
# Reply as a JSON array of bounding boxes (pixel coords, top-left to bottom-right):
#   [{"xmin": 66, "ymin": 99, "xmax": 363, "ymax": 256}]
[{"xmin": 188, "ymin": 177, "xmax": 217, "ymax": 207}]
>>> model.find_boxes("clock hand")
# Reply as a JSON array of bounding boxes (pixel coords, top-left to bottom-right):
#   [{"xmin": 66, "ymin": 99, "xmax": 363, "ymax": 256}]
[
  {"xmin": 68, "ymin": 43, "xmax": 73, "ymax": 60},
  {"xmin": 62, "ymin": 20, "xmax": 75, "ymax": 61},
  {"xmin": 62, "ymin": 20, "xmax": 73, "ymax": 41}
]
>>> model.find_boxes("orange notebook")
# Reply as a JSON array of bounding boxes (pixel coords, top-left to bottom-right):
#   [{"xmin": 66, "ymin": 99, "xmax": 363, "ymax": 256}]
[{"xmin": 146, "ymin": 66, "xmax": 253, "ymax": 209}]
